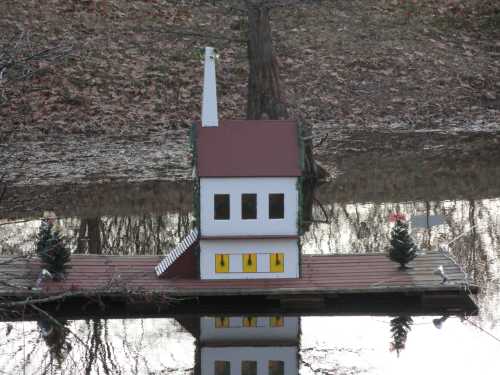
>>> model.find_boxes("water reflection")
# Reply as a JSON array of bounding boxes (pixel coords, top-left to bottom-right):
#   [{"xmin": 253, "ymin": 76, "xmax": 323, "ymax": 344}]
[
  {"xmin": 193, "ymin": 316, "xmax": 299, "ymax": 375},
  {"xmin": 389, "ymin": 316, "xmax": 413, "ymax": 357},
  {"xmin": 1, "ymin": 313, "xmax": 499, "ymax": 374},
  {"xmin": 37, "ymin": 318, "xmax": 72, "ymax": 369},
  {"xmin": 72, "ymin": 213, "xmax": 192, "ymax": 255}
]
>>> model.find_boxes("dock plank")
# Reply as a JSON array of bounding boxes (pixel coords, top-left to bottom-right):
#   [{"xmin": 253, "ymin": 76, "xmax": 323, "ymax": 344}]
[{"xmin": 0, "ymin": 252, "xmax": 476, "ymax": 298}]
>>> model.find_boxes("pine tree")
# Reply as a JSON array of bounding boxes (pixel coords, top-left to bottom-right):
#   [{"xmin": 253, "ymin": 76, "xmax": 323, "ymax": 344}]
[
  {"xmin": 389, "ymin": 219, "xmax": 417, "ymax": 269},
  {"xmin": 390, "ymin": 316, "xmax": 413, "ymax": 357},
  {"xmin": 36, "ymin": 219, "xmax": 71, "ymax": 280}
]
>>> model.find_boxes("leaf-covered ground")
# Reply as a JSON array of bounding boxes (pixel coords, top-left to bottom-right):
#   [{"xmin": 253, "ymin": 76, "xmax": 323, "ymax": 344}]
[{"xmin": 1, "ymin": 0, "xmax": 500, "ymax": 184}]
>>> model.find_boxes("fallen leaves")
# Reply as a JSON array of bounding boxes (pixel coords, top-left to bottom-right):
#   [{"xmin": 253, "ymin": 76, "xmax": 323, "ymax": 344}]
[{"xmin": 0, "ymin": 0, "xmax": 499, "ymax": 143}]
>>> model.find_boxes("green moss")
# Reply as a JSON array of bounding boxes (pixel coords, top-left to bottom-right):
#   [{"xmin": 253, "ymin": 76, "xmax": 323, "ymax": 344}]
[
  {"xmin": 190, "ymin": 123, "xmax": 201, "ymax": 229},
  {"xmin": 296, "ymin": 176, "xmax": 304, "ymax": 236},
  {"xmin": 297, "ymin": 120, "xmax": 305, "ymax": 172},
  {"xmin": 296, "ymin": 120, "xmax": 305, "ymax": 235}
]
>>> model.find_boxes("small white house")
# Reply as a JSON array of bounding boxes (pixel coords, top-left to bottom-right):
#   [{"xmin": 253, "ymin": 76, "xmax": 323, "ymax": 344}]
[
  {"xmin": 155, "ymin": 47, "xmax": 303, "ymax": 280},
  {"xmin": 196, "ymin": 118, "xmax": 302, "ymax": 280}
]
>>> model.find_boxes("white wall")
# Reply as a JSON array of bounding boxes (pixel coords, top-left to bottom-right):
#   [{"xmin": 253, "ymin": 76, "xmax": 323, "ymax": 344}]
[
  {"xmin": 200, "ymin": 239, "xmax": 299, "ymax": 279},
  {"xmin": 200, "ymin": 177, "xmax": 298, "ymax": 237},
  {"xmin": 200, "ymin": 317, "xmax": 299, "ymax": 344},
  {"xmin": 201, "ymin": 346, "xmax": 298, "ymax": 375}
]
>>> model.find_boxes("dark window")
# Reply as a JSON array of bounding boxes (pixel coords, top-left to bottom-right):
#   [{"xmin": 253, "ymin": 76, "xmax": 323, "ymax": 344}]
[
  {"xmin": 269, "ymin": 194, "xmax": 284, "ymax": 219},
  {"xmin": 215, "ymin": 361, "xmax": 230, "ymax": 375},
  {"xmin": 241, "ymin": 194, "xmax": 257, "ymax": 219},
  {"xmin": 214, "ymin": 194, "xmax": 230, "ymax": 220},
  {"xmin": 269, "ymin": 361, "xmax": 284, "ymax": 375},
  {"xmin": 242, "ymin": 361, "xmax": 257, "ymax": 375}
]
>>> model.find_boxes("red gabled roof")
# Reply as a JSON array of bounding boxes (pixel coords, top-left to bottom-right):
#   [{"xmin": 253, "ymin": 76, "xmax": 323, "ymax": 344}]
[{"xmin": 196, "ymin": 120, "xmax": 301, "ymax": 177}]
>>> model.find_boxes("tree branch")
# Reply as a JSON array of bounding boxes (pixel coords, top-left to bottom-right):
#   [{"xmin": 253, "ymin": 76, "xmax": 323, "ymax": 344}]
[
  {"xmin": 313, "ymin": 196, "xmax": 330, "ymax": 223},
  {"xmin": 0, "ymin": 32, "xmax": 74, "ymax": 102},
  {"xmin": 0, "ymin": 288, "xmax": 180, "ymax": 308},
  {"xmin": 313, "ymin": 133, "xmax": 329, "ymax": 149},
  {"xmin": 28, "ymin": 303, "xmax": 109, "ymax": 367},
  {"xmin": 245, "ymin": 0, "xmax": 306, "ymax": 10}
]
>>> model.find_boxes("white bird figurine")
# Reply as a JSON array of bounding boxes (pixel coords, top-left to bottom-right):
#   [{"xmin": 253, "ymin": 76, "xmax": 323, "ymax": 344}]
[
  {"xmin": 433, "ymin": 315, "xmax": 449, "ymax": 329},
  {"xmin": 41, "ymin": 269, "xmax": 53, "ymax": 279},
  {"xmin": 35, "ymin": 269, "xmax": 53, "ymax": 287},
  {"xmin": 434, "ymin": 265, "xmax": 448, "ymax": 284}
]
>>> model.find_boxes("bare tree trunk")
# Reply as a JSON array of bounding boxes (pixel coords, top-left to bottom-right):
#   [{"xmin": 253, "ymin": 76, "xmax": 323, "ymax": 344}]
[
  {"xmin": 87, "ymin": 218, "xmax": 102, "ymax": 254},
  {"xmin": 76, "ymin": 220, "xmax": 87, "ymax": 253},
  {"xmin": 246, "ymin": 4, "xmax": 287, "ymax": 120},
  {"xmin": 245, "ymin": 2, "xmax": 327, "ymax": 181},
  {"xmin": 300, "ymin": 115, "xmax": 328, "ymax": 180}
]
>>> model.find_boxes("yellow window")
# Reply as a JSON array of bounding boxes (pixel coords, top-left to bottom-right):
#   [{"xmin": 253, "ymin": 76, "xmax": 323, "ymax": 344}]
[
  {"xmin": 243, "ymin": 316, "xmax": 257, "ymax": 327},
  {"xmin": 270, "ymin": 253, "xmax": 284, "ymax": 273},
  {"xmin": 215, "ymin": 254, "xmax": 229, "ymax": 273},
  {"xmin": 215, "ymin": 317, "xmax": 229, "ymax": 328},
  {"xmin": 242, "ymin": 253, "xmax": 257, "ymax": 273},
  {"xmin": 270, "ymin": 316, "xmax": 284, "ymax": 327}
]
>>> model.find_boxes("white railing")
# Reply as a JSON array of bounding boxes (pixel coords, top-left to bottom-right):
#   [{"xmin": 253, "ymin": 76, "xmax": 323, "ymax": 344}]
[{"xmin": 155, "ymin": 228, "xmax": 199, "ymax": 277}]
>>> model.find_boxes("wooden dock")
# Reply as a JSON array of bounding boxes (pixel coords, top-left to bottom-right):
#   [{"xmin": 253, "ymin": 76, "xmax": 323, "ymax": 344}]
[{"xmin": 0, "ymin": 252, "xmax": 478, "ymax": 320}]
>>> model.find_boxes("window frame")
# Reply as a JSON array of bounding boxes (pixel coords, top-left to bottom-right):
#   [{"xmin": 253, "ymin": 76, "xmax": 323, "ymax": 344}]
[
  {"xmin": 270, "ymin": 316, "xmax": 284, "ymax": 327},
  {"xmin": 241, "ymin": 193, "xmax": 257, "ymax": 220},
  {"xmin": 268, "ymin": 360, "xmax": 285, "ymax": 375},
  {"xmin": 214, "ymin": 194, "xmax": 230, "ymax": 220},
  {"xmin": 215, "ymin": 254, "xmax": 230, "ymax": 273},
  {"xmin": 270, "ymin": 252, "xmax": 284, "ymax": 273},
  {"xmin": 241, "ymin": 360, "xmax": 257, "ymax": 375},
  {"xmin": 214, "ymin": 360, "xmax": 231, "ymax": 375},
  {"xmin": 215, "ymin": 317, "xmax": 230, "ymax": 328},
  {"xmin": 243, "ymin": 316, "xmax": 257, "ymax": 328},
  {"xmin": 242, "ymin": 253, "xmax": 257, "ymax": 273},
  {"xmin": 268, "ymin": 193, "xmax": 285, "ymax": 219}
]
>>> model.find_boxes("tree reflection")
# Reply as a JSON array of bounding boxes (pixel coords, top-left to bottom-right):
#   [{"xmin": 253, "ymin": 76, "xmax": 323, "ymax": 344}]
[
  {"xmin": 68, "ymin": 210, "xmax": 192, "ymax": 256},
  {"xmin": 82, "ymin": 319, "xmax": 119, "ymax": 374},
  {"xmin": 389, "ymin": 316, "xmax": 414, "ymax": 357},
  {"xmin": 3, "ymin": 318, "xmax": 194, "ymax": 374},
  {"xmin": 37, "ymin": 318, "xmax": 72, "ymax": 369},
  {"xmin": 76, "ymin": 218, "xmax": 102, "ymax": 254}
]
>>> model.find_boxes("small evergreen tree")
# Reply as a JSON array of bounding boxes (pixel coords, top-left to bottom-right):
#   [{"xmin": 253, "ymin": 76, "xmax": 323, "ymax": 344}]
[
  {"xmin": 390, "ymin": 316, "xmax": 413, "ymax": 357},
  {"xmin": 36, "ymin": 219, "xmax": 71, "ymax": 280},
  {"xmin": 389, "ymin": 219, "xmax": 417, "ymax": 269}
]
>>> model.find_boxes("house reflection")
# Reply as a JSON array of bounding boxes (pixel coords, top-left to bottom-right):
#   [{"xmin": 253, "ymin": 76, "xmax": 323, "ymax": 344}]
[{"xmin": 178, "ymin": 316, "xmax": 300, "ymax": 375}]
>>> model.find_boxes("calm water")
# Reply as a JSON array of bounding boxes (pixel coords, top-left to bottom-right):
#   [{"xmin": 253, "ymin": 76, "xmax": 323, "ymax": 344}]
[
  {"xmin": 0, "ymin": 315, "xmax": 498, "ymax": 374},
  {"xmin": 0, "ymin": 167, "xmax": 499, "ymax": 374}
]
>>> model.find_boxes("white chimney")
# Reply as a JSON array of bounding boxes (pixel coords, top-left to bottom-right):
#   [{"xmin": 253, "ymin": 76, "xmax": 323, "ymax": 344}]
[{"xmin": 202, "ymin": 46, "xmax": 218, "ymax": 127}]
